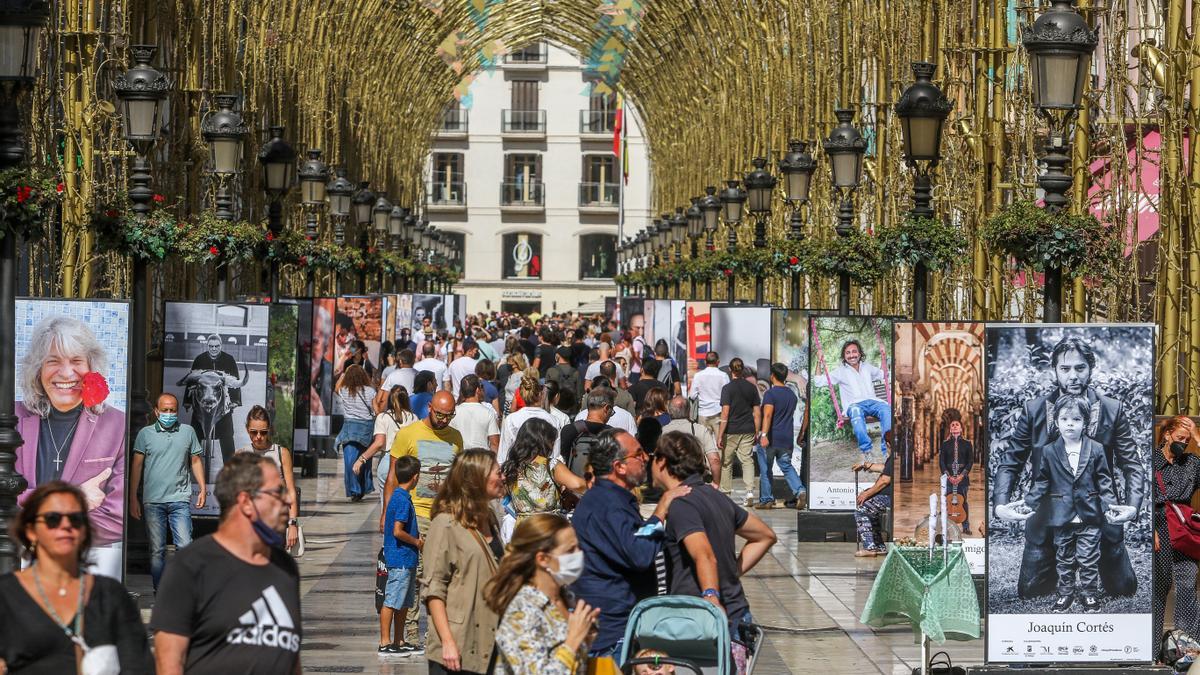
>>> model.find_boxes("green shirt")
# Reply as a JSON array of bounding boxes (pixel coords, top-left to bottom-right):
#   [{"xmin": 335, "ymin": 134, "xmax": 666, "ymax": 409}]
[
  {"xmin": 389, "ymin": 421, "xmax": 463, "ymax": 519},
  {"xmin": 133, "ymin": 422, "xmax": 202, "ymax": 504}
]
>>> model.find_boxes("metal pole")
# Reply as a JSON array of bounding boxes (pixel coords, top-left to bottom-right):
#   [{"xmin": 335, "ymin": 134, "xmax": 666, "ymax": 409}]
[
  {"xmin": 268, "ymin": 201, "xmax": 282, "ymax": 301},
  {"xmin": 836, "ymin": 195, "xmax": 854, "ymax": 315},
  {"xmin": 911, "ymin": 170, "xmax": 933, "ymax": 321},
  {"xmin": 1039, "ymin": 136, "xmax": 1071, "ymax": 323},
  {"xmin": 0, "ymin": 233, "xmax": 25, "ymax": 573}
]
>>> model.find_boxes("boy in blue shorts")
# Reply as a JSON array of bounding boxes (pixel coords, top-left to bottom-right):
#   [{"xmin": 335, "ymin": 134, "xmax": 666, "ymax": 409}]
[{"xmin": 380, "ymin": 455, "xmax": 423, "ymax": 654}]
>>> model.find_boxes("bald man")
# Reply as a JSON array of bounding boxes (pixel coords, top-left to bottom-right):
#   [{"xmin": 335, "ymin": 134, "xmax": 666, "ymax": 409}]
[{"xmin": 383, "ymin": 389, "xmax": 463, "ymax": 646}]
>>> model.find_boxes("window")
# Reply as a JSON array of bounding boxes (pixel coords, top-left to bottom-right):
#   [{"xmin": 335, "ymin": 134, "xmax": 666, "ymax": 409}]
[
  {"xmin": 431, "ymin": 153, "xmax": 465, "ymax": 204},
  {"xmin": 580, "ymin": 155, "xmax": 618, "ymax": 206},
  {"xmin": 502, "ymin": 233, "xmax": 543, "ymax": 279},
  {"xmin": 582, "ymin": 92, "xmax": 617, "ymax": 133},
  {"xmin": 439, "ymin": 103, "xmax": 467, "ymax": 133},
  {"xmin": 580, "ymin": 234, "xmax": 617, "ymax": 279},
  {"xmin": 502, "ymin": 154, "xmax": 543, "ymax": 205},
  {"xmin": 441, "ymin": 231, "xmax": 465, "ymax": 272},
  {"xmin": 506, "ymin": 43, "xmax": 545, "ymax": 63},
  {"xmin": 504, "ymin": 81, "xmax": 543, "ymax": 132}
]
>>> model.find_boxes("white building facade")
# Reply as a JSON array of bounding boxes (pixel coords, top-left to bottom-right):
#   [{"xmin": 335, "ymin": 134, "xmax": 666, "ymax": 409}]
[{"xmin": 425, "ymin": 42, "xmax": 651, "ymax": 315}]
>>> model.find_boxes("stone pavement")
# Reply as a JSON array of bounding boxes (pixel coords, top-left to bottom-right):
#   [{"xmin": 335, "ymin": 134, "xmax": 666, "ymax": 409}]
[{"xmin": 133, "ymin": 457, "xmax": 987, "ymax": 674}]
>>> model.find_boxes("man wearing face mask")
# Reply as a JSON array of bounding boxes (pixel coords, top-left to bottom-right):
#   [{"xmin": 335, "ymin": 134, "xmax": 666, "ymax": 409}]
[
  {"xmin": 993, "ymin": 336, "xmax": 1143, "ymax": 599},
  {"xmin": 152, "ymin": 452, "xmax": 302, "ymax": 674},
  {"xmin": 129, "ymin": 392, "xmax": 206, "ymax": 590}
]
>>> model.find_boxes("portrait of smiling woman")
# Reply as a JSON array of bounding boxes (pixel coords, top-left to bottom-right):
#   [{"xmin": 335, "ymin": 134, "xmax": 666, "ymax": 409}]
[{"xmin": 15, "ymin": 307, "xmax": 129, "ymax": 581}]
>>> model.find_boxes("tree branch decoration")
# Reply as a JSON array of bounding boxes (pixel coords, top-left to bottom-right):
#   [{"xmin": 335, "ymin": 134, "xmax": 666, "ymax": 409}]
[{"xmin": 980, "ymin": 200, "xmax": 1122, "ymax": 280}]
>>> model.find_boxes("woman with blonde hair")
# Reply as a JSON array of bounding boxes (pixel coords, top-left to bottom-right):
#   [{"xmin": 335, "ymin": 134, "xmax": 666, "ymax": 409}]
[
  {"xmin": 487, "ymin": 514, "xmax": 600, "ymax": 674},
  {"xmin": 334, "ymin": 364, "xmax": 377, "ymax": 501},
  {"xmin": 497, "ymin": 369, "xmax": 558, "ymax": 464},
  {"xmin": 423, "ymin": 449, "xmax": 508, "ymax": 675},
  {"xmin": 502, "ymin": 352, "xmax": 529, "ymax": 416}
]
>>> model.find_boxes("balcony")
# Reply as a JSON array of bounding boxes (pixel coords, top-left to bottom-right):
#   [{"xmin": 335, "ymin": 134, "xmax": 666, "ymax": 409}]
[
  {"xmin": 504, "ymin": 45, "xmax": 547, "ymax": 69},
  {"xmin": 436, "ymin": 107, "xmax": 468, "ymax": 139},
  {"xmin": 501, "ymin": 109, "xmax": 546, "ymax": 138},
  {"xmin": 427, "ymin": 181, "xmax": 467, "ymax": 212},
  {"xmin": 500, "ymin": 181, "xmax": 545, "ymax": 212},
  {"xmin": 579, "ymin": 110, "xmax": 616, "ymax": 139},
  {"xmin": 578, "ymin": 182, "xmax": 619, "ymax": 213}
]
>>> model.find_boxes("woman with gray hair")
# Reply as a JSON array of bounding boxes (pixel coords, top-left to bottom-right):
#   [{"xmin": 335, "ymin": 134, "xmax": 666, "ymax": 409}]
[{"xmin": 15, "ymin": 314, "xmax": 127, "ymax": 579}]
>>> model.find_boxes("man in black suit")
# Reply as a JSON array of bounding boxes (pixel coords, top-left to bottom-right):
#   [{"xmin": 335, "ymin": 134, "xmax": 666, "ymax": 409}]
[
  {"xmin": 180, "ymin": 333, "xmax": 242, "ymax": 463},
  {"xmin": 993, "ymin": 336, "xmax": 1142, "ymax": 598}
]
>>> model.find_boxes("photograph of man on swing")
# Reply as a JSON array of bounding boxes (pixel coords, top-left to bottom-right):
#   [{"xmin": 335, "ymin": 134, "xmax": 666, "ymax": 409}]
[{"xmin": 808, "ymin": 316, "xmax": 894, "ymax": 511}]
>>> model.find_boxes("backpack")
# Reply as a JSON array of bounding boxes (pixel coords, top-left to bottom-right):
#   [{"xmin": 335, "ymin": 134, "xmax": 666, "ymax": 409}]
[
  {"xmin": 566, "ymin": 420, "xmax": 601, "ymax": 478},
  {"xmin": 656, "ymin": 358, "xmax": 677, "ymax": 391}
]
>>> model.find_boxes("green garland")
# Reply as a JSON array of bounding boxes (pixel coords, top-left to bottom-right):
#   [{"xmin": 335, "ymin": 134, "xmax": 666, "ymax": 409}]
[
  {"xmin": 175, "ymin": 212, "xmax": 263, "ymax": 264},
  {"xmin": 876, "ymin": 216, "xmax": 965, "ymax": 269},
  {"xmin": 93, "ymin": 206, "xmax": 180, "ymax": 262},
  {"xmin": 0, "ymin": 166, "xmax": 62, "ymax": 241},
  {"xmin": 802, "ymin": 231, "xmax": 887, "ymax": 285},
  {"xmin": 981, "ymin": 200, "xmax": 1121, "ymax": 279}
]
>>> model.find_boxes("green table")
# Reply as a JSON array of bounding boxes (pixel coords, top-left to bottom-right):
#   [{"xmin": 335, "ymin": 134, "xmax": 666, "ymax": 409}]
[{"xmin": 860, "ymin": 545, "xmax": 981, "ymax": 645}]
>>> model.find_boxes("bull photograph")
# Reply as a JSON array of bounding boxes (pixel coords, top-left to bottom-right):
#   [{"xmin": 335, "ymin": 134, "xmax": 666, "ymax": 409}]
[
  {"xmin": 808, "ymin": 316, "xmax": 894, "ymax": 511},
  {"xmin": 985, "ymin": 324, "xmax": 1154, "ymax": 663},
  {"xmin": 13, "ymin": 299, "xmax": 130, "ymax": 580},
  {"xmin": 162, "ymin": 302, "xmax": 269, "ymax": 517}
]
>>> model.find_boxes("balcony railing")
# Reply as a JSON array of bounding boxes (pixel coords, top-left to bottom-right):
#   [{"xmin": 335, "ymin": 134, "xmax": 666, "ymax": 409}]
[
  {"xmin": 501, "ymin": 109, "xmax": 546, "ymax": 134},
  {"xmin": 439, "ymin": 107, "xmax": 468, "ymax": 134},
  {"xmin": 428, "ymin": 181, "xmax": 466, "ymax": 206},
  {"xmin": 505, "ymin": 45, "xmax": 547, "ymax": 64},
  {"xmin": 579, "ymin": 182, "xmax": 619, "ymax": 207},
  {"xmin": 579, "ymin": 110, "xmax": 616, "ymax": 135},
  {"xmin": 500, "ymin": 181, "xmax": 545, "ymax": 207}
]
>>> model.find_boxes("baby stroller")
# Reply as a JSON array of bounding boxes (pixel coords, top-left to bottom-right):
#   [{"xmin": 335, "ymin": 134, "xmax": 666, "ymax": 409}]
[{"xmin": 618, "ymin": 595, "xmax": 763, "ymax": 675}]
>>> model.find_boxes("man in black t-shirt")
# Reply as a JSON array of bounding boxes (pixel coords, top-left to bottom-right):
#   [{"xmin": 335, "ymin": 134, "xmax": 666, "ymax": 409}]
[
  {"xmin": 717, "ymin": 358, "xmax": 762, "ymax": 506},
  {"xmin": 627, "ymin": 358, "xmax": 667, "ymax": 410},
  {"xmin": 152, "ymin": 453, "xmax": 301, "ymax": 674},
  {"xmin": 559, "ymin": 388, "xmax": 615, "ymax": 463},
  {"xmin": 652, "ymin": 431, "xmax": 777, "ymax": 633}
]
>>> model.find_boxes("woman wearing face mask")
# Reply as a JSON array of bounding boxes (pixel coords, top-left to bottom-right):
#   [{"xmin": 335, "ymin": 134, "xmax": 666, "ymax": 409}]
[
  {"xmin": 1152, "ymin": 416, "xmax": 1200, "ymax": 646},
  {"xmin": 486, "ymin": 514, "xmax": 600, "ymax": 674}
]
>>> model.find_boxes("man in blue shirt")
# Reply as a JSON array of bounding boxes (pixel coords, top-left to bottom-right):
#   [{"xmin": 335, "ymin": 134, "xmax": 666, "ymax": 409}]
[
  {"xmin": 130, "ymin": 393, "xmax": 206, "ymax": 590},
  {"xmin": 571, "ymin": 429, "xmax": 690, "ymax": 659},
  {"xmin": 757, "ymin": 363, "xmax": 806, "ymax": 509}
]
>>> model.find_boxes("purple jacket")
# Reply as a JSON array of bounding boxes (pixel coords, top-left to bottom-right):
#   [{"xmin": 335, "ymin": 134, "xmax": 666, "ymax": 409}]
[{"xmin": 16, "ymin": 402, "xmax": 126, "ymax": 546}]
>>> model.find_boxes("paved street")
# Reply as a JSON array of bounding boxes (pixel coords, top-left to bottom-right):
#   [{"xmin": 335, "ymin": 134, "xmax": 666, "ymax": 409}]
[{"xmin": 134, "ymin": 457, "xmax": 985, "ymax": 674}]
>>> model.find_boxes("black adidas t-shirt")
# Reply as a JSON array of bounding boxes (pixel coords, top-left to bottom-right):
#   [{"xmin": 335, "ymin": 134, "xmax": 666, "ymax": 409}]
[{"xmin": 150, "ymin": 535, "xmax": 301, "ymax": 674}]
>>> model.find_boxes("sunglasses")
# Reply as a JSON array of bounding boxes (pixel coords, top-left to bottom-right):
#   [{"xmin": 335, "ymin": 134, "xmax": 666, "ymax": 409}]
[
  {"xmin": 37, "ymin": 511, "xmax": 86, "ymax": 530},
  {"xmin": 430, "ymin": 409, "xmax": 455, "ymax": 421},
  {"xmin": 254, "ymin": 486, "xmax": 290, "ymax": 503},
  {"xmin": 248, "ymin": 429, "xmax": 271, "ymax": 437}
]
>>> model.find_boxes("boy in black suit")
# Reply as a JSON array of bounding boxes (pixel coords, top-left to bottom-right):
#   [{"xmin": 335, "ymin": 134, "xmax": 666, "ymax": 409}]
[{"xmin": 1021, "ymin": 396, "xmax": 1117, "ymax": 612}]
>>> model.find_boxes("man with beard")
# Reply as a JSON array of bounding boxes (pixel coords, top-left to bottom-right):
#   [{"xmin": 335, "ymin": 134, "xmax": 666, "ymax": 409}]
[
  {"xmin": 994, "ymin": 336, "xmax": 1142, "ymax": 598},
  {"xmin": 181, "ymin": 333, "xmax": 242, "ymax": 464}
]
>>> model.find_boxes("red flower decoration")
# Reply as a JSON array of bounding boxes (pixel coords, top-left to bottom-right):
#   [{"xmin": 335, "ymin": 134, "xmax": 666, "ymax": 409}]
[
  {"xmin": 298, "ymin": 256, "xmax": 308, "ymax": 266},
  {"xmin": 209, "ymin": 245, "xmax": 220, "ymax": 256},
  {"xmin": 788, "ymin": 256, "xmax": 799, "ymax": 265},
  {"xmin": 16, "ymin": 186, "xmax": 31, "ymax": 203},
  {"xmin": 358, "ymin": 262, "xmax": 366, "ymax": 269},
  {"xmin": 723, "ymin": 268, "xmax": 732, "ymax": 277},
  {"xmin": 368, "ymin": 246, "xmax": 376, "ymax": 255},
  {"xmin": 55, "ymin": 183, "xmax": 64, "ymax": 194},
  {"xmin": 81, "ymin": 372, "xmax": 109, "ymax": 408},
  {"xmin": 105, "ymin": 209, "xmax": 119, "ymax": 218},
  {"xmin": 152, "ymin": 194, "xmax": 164, "ymax": 203},
  {"xmin": 266, "ymin": 231, "xmax": 275, "ymax": 241}
]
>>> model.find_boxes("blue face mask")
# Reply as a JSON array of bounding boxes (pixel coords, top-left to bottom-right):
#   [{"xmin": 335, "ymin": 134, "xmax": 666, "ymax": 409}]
[
  {"xmin": 158, "ymin": 413, "xmax": 178, "ymax": 428},
  {"xmin": 251, "ymin": 502, "xmax": 286, "ymax": 549}
]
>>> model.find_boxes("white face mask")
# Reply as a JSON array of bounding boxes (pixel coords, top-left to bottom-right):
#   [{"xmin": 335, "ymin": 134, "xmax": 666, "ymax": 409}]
[{"xmin": 548, "ymin": 550, "xmax": 585, "ymax": 586}]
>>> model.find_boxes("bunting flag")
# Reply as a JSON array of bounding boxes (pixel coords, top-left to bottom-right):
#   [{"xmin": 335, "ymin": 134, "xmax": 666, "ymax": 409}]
[{"xmin": 613, "ymin": 93, "xmax": 629, "ymax": 184}]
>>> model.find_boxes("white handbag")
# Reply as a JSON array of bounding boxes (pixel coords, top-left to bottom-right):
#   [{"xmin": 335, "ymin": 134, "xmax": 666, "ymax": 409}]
[{"xmin": 289, "ymin": 523, "xmax": 306, "ymax": 558}]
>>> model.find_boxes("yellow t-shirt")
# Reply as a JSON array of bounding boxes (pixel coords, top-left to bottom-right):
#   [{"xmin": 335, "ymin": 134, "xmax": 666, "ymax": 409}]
[{"xmin": 389, "ymin": 420, "xmax": 464, "ymax": 519}]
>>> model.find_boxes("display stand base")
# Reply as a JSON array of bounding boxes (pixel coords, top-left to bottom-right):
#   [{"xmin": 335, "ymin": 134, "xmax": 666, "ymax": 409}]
[
  {"xmin": 796, "ymin": 510, "xmax": 857, "ymax": 542},
  {"xmin": 964, "ymin": 662, "xmax": 1171, "ymax": 667}
]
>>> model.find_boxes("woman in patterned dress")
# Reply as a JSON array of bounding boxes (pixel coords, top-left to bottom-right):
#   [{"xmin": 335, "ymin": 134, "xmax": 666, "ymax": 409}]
[{"xmin": 499, "ymin": 418, "xmax": 585, "ymax": 523}]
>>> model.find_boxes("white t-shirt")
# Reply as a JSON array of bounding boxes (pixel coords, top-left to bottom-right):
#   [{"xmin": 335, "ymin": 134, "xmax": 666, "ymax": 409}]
[
  {"xmin": 450, "ymin": 401, "xmax": 500, "ymax": 451},
  {"xmin": 828, "ymin": 361, "xmax": 885, "ymax": 411},
  {"xmin": 573, "ymin": 406, "xmax": 637, "ymax": 436},
  {"xmin": 689, "ymin": 367, "xmax": 731, "ymax": 417},
  {"xmin": 381, "ymin": 367, "xmax": 417, "ymax": 394},
  {"xmin": 414, "ymin": 358, "xmax": 448, "ymax": 387},
  {"xmin": 584, "ymin": 359, "xmax": 625, "ymax": 384},
  {"xmin": 498, "ymin": 406, "xmax": 559, "ymax": 465},
  {"xmin": 447, "ymin": 355, "xmax": 479, "ymax": 397},
  {"xmin": 548, "ymin": 406, "xmax": 572, "ymax": 431}
]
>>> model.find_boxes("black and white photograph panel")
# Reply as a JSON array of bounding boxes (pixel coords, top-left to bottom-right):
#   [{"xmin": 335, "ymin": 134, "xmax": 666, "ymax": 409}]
[
  {"xmin": 985, "ymin": 324, "xmax": 1154, "ymax": 664},
  {"xmin": 162, "ymin": 302, "xmax": 270, "ymax": 517}
]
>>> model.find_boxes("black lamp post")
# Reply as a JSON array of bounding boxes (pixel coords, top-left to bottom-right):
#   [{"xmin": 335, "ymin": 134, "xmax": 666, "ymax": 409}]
[
  {"xmin": 896, "ymin": 61, "xmax": 952, "ymax": 320},
  {"xmin": 657, "ymin": 216, "xmax": 672, "ymax": 298},
  {"xmin": 257, "ymin": 127, "xmax": 295, "ymax": 298},
  {"xmin": 368, "ymin": 193, "xmax": 391, "ymax": 293},
  {"xmin": 632, "ymin": 230, "xmax": 647, "ymax": 296},
  {"xmin": 388, "ymin": 205, "xmax": 405, "ymax": 292},
  {"xmin": 686, "ymin": 197, "xmax": 703, "ymax": 299},
  {"xmin": 719, "ymin": 180, "xmax": 745, "ymax": 301},
  {"xmin": 616, "ymin": 239, "xmax": 628, "ymax": 298},
  {"xmin": 823, "ymin": 107, "xmax": 867, "ymax": 315},
  {"xmin": 699, "ymin": 186, "xmax": 720, "ymax": 300},
  {"xmin": 113, "ymin": 44, "xmax": 169, "ymax": 440},
  {"xmin": 670, "ymin": 207, "xmax": 687, "ymax": 298},
  {"xmin": 0, "ymin": 0, "xmax": 47, "ymax": 574},
  {"xmin": 743, "ymin": 157, "xmax": 777, "ymax": 305},
  {"xmin": 1022, "ymin": 0, "xmax": 1096, "ymax": 322},
  {"xmin": 326, "ymin": 168, "xmax": 353, "ymax": 246},
  {"xmin": 778, "ymin": 140, "xmax": 816, "ymax": 309},
  {"xmin": 201, "ymin": 94, "xmax": 247, "ymax": 222},
  {"xmin": 297, "ymin": 148, "xmax": 328, "ymax": 242}
]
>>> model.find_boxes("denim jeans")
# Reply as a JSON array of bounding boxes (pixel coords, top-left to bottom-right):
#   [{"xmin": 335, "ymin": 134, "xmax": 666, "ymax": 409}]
[
  {"xmin": 144, "ymin": 501, "xmax": 192, "ymax": 589},
  {"xmin": 337, "ymin": 418, "xmax": 375, "ymax": 497},
  {"xmin": 756, "ymin": 445, "xmax": 805, "ymax": 502},
  {"xmin": 846, "ymin": 399, "xmax": 892, "ymax": 457}
]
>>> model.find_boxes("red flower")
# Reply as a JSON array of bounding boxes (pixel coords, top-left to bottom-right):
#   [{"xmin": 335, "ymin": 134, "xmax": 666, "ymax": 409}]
[
  {"xmin": 298, "ymin": 256, "xmax": 308, "ymax": 266},
  {"xmin": 152, "ymin": 194, "xmax": 164, "ymax": 203},
  {"xmin": 209, "ymin": 245, "xmax": 220, "ymax": 256},
  {"xmin": 105, "ymin": 209, "xmax": 119, "ymax": 218},
  {"xmin": 368, "ymin": 247, "xmax": 376, "ymax": 255},
  {"xmin": 789, "ymin": 256, "xmax": 799, "ymax": 265},
  {"xmin": 358, "ymin": 262, "xmax": 366, "ymax": 269},
  {"xmin": 266, "ymin": 231, "xmax": 275, "ymax": 242},
  {"xmin": 723, "ymin": 268, "xmax": 732, "ymax": 277},
  {"xmin": 55, "ymin": 183, "xmax": 64, "ymax": 194},
  {"xmin": 81, "ymin": 372, "xmax": 110, "ymax": 408},
  {"xmin": 16, "ymin": 186, "xmax": 31, "ymax": 203}
]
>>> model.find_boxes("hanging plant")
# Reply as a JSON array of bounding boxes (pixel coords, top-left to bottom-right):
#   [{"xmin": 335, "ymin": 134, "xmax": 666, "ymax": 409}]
[
  {"xmin": 876, "ymin": 216, "xmax": 965, "ymax": 270},
  {"xmin": 0, "ymin": 166, "xmax": 62, "ymax": 241},
  {"xmin": 803, "ymin": 230, "xmax": 887, "ymax": 286},
  {"xmin": 307, "ymin": 240, "xmax": 364, "ymax": 274},
  {"xmin": 93, "ymin": 206, "xmax": 179, "ymax": 262},
  {"xmin": 264, "ymin": 227, "xmax": 311, "ymax": 265},
  {"xmin": 772, "ymin": 238, "xmax": 809, "ymax": 275},
  {"xmin": 175, "ymin": 212, "xmax": 263, "ymax": 264},
  {"xmin": 980, "ymin": 200, "xmax": 1121, "ymax": 279}
]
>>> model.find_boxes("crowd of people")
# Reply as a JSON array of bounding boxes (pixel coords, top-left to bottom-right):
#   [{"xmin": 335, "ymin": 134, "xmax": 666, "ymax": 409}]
[{"xmin": 0, "ymin": 309, "xmax": 803, "ymax": 674}]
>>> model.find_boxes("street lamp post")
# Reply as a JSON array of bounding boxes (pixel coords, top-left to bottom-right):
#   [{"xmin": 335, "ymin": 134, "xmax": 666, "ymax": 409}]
[
  {"xmin": 326, "ymin": 168, "xmax": 354, "ymax": 296},
  {"xmin": 896, "ymin": 61, "xmax": 952, "ymax": 320},
  {"xmin": 699, "ymin": 186, "xmax": 720, "ymax": 300},
  {"xmin": 686, "ymin": 197, "xmax": 703, "ymax": 299},
  {"xmin": 1021, "ymin": 0, "xmax": 1097, "ymax": 322},
  {"xmin": 822, "ymin": 108, "xmax": 867, "ymax": 315},
  {"xmin": 657, "ymin": 216, "xmax": 672, "ymax": 298},
  {"xmin": 201, "ymin": 94, "xmax": 247, "ymax": 300},
  {"xmin": 369, "ymin": 193, "xmax": 391, "ymax": 293},
  {"xmin": 258, "ymin": 127, "xmax": 295, "ymax": 298},
  {"xmin": 388, "ymin": 204, "xmax": 406, "ymax": 292},
  {"xmin": 670, "ymin": 207, "xmax": 686, "ymax": 299},
  {"xmin": 743, "ymin": 157, "xmax": 777, "ymax": 305},
  {"xmin": 778, "ymin": 140, "xmax": 816, "ymax": 309},
  {"xmin": 350, "ymin": 181, "xmax": 374, "ymax": 295},
  {"xmin": 0, "ymin": 0, "xmax": 48, "ymax": 574},
  {"xmin": 297, "ymin": 148, "xmax": 329, "ymax": 243},
  {"xmin": 114, "ymin": 44, "xmax": 169, "ymax": 437},
  {"xmin": 719, "ymin": 180, "xmax": 745, "ymax": 301}
]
